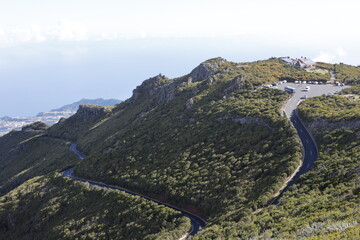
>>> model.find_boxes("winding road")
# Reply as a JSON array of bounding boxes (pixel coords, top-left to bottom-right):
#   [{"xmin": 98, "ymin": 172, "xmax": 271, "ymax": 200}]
[
  {"xmin": 62, "ymin": 83, "xmax": 347, "ymax": 237},
  {"xmin": 271, "ymin": 110, "xmax": 318, "ymax": 204},
  {"xmin": 271, "ymin": 83, "xmax": 347, "ymax": 204},
  {"xmin": 63, "ymin": 143, "xmax": 205, "ymax": 239}
]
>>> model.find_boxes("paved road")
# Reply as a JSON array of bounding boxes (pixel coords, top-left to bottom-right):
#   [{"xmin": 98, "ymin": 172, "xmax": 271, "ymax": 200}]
[
  {"xmin": 63, "ymin": 83, "xmax": 350, "ymax": 231},
  {"xmin": 271, "ymin": 83, "xmax": 349, "ymax": 204},
  {"xmin": 278, "ymin": 83, "xmax": 347, "ymax": 117},
  {"xmin": 271, "ymin": 112, "xmax": 317, "ymax": 204},
  {"xmin": 63, "ymin": 143, "xmax": 205, "ymax": 239}
]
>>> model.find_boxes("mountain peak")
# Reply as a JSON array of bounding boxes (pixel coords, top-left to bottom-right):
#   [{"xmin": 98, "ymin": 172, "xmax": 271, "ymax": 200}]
[{"xmin": 189, "ymin": 57, "xmax": 228, "ymax": 82}]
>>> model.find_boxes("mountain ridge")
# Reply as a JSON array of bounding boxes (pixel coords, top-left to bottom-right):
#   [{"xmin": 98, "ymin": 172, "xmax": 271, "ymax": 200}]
[
  {"xmin": 0, "ymin": 57, "xmax": 359, "ymax": 239},
  {"xmin": 0, "ymin": 98, "xmax": 121, "ymax": 136}
]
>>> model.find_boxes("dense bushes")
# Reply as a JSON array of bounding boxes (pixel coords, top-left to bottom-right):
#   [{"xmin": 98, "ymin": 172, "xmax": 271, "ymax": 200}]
[
  {"xmin": 298, "ymin": 94, "xmax": 360, "ymax": 122},
  {"xmin": 0, "ymin": 129, "xmax": 78, "ymax": 195},
  {"xmin": 69, "ymin": 62, "xmax": 303, "ymax": 223},
  {"xmin": 335, "ymin": 64, "xmax": 360, "ymax": 84},
  {"xmin": 194, "ymin": 89, "xmax": 360, "ymax": 239},
  {"xmin": 0, "ymin": 174, "xmax": 190, "ymax": 239},
  {"xmin": 1, "ymin": 57, "xmax": 355, "ymax": 239}
]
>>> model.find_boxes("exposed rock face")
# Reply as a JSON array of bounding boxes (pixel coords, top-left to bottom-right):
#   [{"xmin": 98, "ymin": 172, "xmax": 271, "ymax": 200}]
[
  {"xmin": 305, "ymin": 119, "xmax": 360, "ymax": 136},
  {"xmin": 75, "ymin": 104, "xmax": 111, "ymax": 121},
  {"xmin": 224, "ymin": 75, "xmax": 245, "ymax": 95},
  {"xmin": 216, "ymin": 115, "xmax": 272, "ymax": 130},
  {"xmin": 185, "ymin": 98, "xmax": 194, "ymax": 109},
  {"xmin": 131, "ymin": 74, "xmax": 166, "ymax": 99},
  {"xmin": 129, "ymin": 74, "xmax": 178, "ymax": 104},
  {"xmin": 189, "ymin": 57, "xmax": 228, "ymax": 82},
  {"xmin": 21, "ymin": 121, "xmax": 48, "ymax": 132}
]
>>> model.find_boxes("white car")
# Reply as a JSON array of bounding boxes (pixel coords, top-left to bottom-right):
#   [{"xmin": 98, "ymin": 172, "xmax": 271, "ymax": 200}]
[{"xmin": 305, "ymin": 86, "xmax": 310, "ymax": 91}]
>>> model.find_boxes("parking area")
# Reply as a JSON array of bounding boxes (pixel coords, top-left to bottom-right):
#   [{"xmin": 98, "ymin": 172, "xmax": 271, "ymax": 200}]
[{"xmin": 265, "ymin": 81, "xmax": 349, "ymax": 117}]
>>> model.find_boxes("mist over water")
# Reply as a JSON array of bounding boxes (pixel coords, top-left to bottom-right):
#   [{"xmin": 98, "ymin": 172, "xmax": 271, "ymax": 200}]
[{"xmin": 0, "ymin": 38, "xmax": 358, "ymax": 117}]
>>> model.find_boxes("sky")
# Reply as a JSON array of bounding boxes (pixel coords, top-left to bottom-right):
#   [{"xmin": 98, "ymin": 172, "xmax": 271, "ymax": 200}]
[{"xmin": 0, "ymin": 0, "xmax": 359, "ymax": 116}]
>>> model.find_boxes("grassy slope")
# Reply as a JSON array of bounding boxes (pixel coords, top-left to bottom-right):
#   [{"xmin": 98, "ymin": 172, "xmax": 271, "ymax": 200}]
[
  {"xmin": 0, "ymin": 173, "xmax": 190, "ymax": 240},
  {"xmin": 297, "ymin": 95, "xmax": 360, "ymax": 122},
  {"xmin": 0, "ymin": 124, "xmax": 79, "ymax": 195},
  {"xmin": 335, "ymin": 64, "xmax": 360, "ymax": 85},
  {"xmin": 315, "ymin": 62, "xmax": 360, "ymax": 85},
  {"xmin": 194, "ymin": 87, "xmax": 360, "ymax": 239},
  {"xmin": 0, "ymin": 57, "xmax": 342, "ymax": 239},
  {"xmin": 47, "ymin": 58, "xmax": 328, "ymax": 225}
]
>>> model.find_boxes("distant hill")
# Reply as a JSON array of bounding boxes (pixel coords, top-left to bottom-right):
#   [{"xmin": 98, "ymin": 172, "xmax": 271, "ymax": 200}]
[
  {"xmin": 48, "ymin": 98, "xmax": 121, "ymax": 113},
  {"xmin": 0, "ymin": 98, "xmax": 121, "ymax": 136}
]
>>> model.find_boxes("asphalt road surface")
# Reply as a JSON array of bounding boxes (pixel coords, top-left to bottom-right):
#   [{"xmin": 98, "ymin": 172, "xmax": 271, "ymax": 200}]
[
  {"xmin": 278, "ymin": 82, "xmax": 348, "ymax": 117},
  {"xmin": 271, "ymin": 83, "xmax": 349, "ymax": 204},
  {"xmin": 64, "ymin": 143, "xmax": 205, "ymax": 239},
  {"xmin": 63, "ymin": 83, "xmax": 350, "ymax": 233}
]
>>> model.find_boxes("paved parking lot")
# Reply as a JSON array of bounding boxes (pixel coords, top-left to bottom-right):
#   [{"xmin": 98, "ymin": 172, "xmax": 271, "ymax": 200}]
[{"xmin": 269, "ymin": 82, "xmax": 349, "ymax": 117}]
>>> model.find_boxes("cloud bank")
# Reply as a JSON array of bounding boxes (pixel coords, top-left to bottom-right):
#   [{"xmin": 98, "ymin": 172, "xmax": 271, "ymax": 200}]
[
  {"xmin": 0, "ymin": 19, "xmax": 89, "ymax": 45},
  {"xmin": 313, "ymin": 48, "xmax": 347, "ymax": 63}
]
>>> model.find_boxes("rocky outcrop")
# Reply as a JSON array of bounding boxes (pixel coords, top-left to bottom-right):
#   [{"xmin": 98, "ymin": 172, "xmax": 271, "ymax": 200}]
[
  {"xmin": 189, "ymin": 57, "xmax": 228, "ymax": 82},
  {"xmin": 21, "ymin": 121, "xmax": 48, "ymax": 132},
  {"xmin": 185, "ymin": 98, "xmax": 194, "ymax": 109},
  {"xmin": 305, "ymin": 118, "xmax": 360, "ymax": 136},
  {"xmin": 224, "ymin": 75, "xmax": 245, "ymax": 95},
  {"xmin": 130, "ymin": 74, "xmax": 167, "ymax": 100},
  {"xmin": 216, "ymin": 115, "xmax": 272, "ymax": 130},
  {"xmin": 75, "ymin": 104, "xmax": 111, "ymax": 121},
  {"xmin": 129, "ymin": 74, "xmax": 179, "ymax": 104}
]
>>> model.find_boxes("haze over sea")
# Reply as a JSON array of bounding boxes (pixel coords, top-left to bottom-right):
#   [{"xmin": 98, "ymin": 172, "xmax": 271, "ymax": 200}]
[{"xmin": 0, "ymin": 0, "xmax": 359, "ymax": 116}]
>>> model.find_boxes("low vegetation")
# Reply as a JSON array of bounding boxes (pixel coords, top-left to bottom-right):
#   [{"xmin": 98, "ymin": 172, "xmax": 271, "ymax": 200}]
[
  {"xmin": 297, "ymin": 94, "xmax": 360, "ymax": 122},
  {"xmin": 335, "ymin": 64, "xmax": 360, "ymax": 85},
  {"xmin": 194, "ymin": 87, "xmax": 360, "ymax": 239},
  {"xmin": 0, "ymin": 126, "xmax": 78, "ymax": 195},
  {"xmin": 0, "ymin": 57, "xmax": 359, "ymax": 239},
  {"xmin": 0, "ymin": 174, "xmax": 190, "ymax": 240}
]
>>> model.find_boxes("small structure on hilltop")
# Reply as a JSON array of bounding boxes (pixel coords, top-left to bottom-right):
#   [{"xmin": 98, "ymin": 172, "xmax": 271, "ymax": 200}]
[{"xmin": 281, "ymin": 56, "xmax": 316, "ymax": 68}]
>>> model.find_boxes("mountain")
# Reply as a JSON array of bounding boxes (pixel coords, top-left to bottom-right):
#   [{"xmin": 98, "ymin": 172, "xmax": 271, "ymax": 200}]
[
  {"xmin": 48, "ymin": 98, "xmax": 121, "ymax": 113},
  {"xmin": 0, "ymin": 98, "xmax": 121, "ymax": 136},
  {"xmin": 0, "ymin": 57, "xmax": 359, "ymax": 239}
]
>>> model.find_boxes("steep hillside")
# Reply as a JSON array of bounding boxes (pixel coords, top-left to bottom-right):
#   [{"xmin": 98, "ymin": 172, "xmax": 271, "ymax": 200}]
[
  {"xmin": 0, "ymin": 122, "xmax": 78, "ymax": 194},
  {"xmin": 48, "ymin": 57, "xmax": 325, "ymax": 223},
  {"xmin": 1, "ymin": 57, "xmax": 355, "ymax": 239},
  {"xmin": 193, "ymin": 87, "xmax": 360, "ymax": 239},
  {"xmin": 0, "ymin": 174, "xmax": 190, "ymax": 240}
]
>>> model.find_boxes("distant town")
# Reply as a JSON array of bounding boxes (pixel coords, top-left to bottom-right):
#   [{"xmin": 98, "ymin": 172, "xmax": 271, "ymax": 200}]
[{"xmin": 0, "ymin": 98, "xmax": 121, "ymax": 136}]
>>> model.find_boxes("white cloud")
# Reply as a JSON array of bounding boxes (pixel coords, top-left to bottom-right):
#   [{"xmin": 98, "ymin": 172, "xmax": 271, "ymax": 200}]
[
  {"xmin": 336, "ymin": 48, "xmax": 347, "ymax": 58},
  {"xmin": 313, "ymin": 48, "xmax": 348, "ymax": 63},
  {"xmin": 0, "ymin": 19, "xmax": 89, "ymax": 45},
  {"xmin": 313, "ymin": 51, "xmax": 336, "ymax": 63},
  {"xmin": 49, "ymin": 19, "xmax": 88, "ymax": 41}
]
